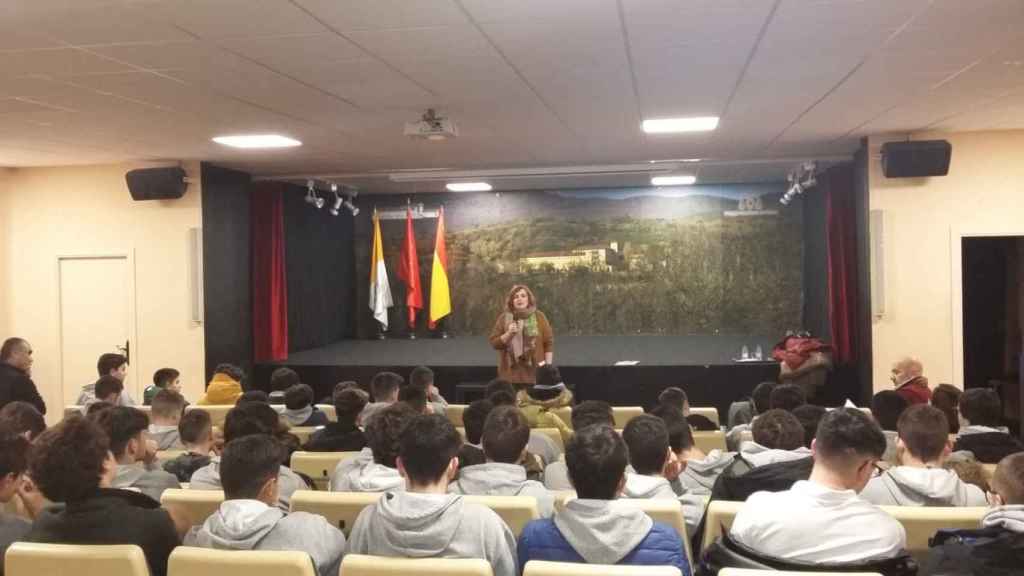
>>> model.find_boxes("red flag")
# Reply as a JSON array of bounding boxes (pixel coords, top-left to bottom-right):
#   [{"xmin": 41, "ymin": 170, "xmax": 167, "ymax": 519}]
[{"xmin": 397, "ymin": 208, "xmax": 422, "ymax": 329}]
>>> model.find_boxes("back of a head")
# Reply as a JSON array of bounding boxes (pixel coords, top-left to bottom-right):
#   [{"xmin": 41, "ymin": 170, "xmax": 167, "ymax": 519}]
[
  {"xmin": 408, "ymin": 366, "xmax": 434, "ymax": 390},
  {"xmin": 224, "ymin": 402, "xmax": 279, "ymax": 443},
  {"xmin": 463, "ymin": 399, "xmax": 494, "ymax": 445},
  {"xmin": 366, "ymin": 402, "xmax": 418, "ymax": 467},
  {"xmin": 151, "ymin": 389, "xmax": 186, "ymax": 420},
  {"xmin": 397, "ymin": 385, "xmax": 428, "ymax": 413},
  {"xmin": 959, "ymin": 387, "xmax": 1003, "ymax": 427},
  {"xmin": 236, "ymin": 390, "xmax": 269, "ymax": 405},
  {"xmin": 649, "ymin": 404, "xmax": 694, "ymax": 454},
  {"xmin": 153, "ymin": 368, "xmax": 180, "ymax": 388},
  {"xmin": 572, "ymin": 400, "xmax": 614, "ymax": 430},
  {"xmin": 399, "ymin": 413, "xmax": 462, "ymax": 487},
  {"xmin": 897, "ymin": 404, "xmax": 949, "ymax": 462},
  {"xmin": 622, "ymin": 414, "xmax": 670, "ymax": 475},
  {"xmin": 269, "ymin": 367, "xmax": 300, "ymax": 392},
  {"xmin": 814, "ymin": 407, "xmax": 887, "ymax": 469},
  {"xmin": 752, "ymin": 409, "xmax": 806, "ymax": 451},
  {"xmin": 485, "ymin": 378, "xmax": 515, "ymax": 400},
  {"xmin": 751, "ymin": 381, "xmax": 777, "ymax": 414},
  {"xmin": 370, "ymin": 371, "xmax": 403, "ymax": 402},
  {"xmin": 535, "ymin": 364, "xmax": 563, "ymax": 388},
  {"xmin": 657, "ymin": 387, "xmax": 687, "ymax": 412},
  {"xmin": 566, "ymin": 424, "xmax": 627, "ymax": 499},
  {"xmin": 97, "ymin": 353, "xmax": 127, "ymax": 377},
  {"xmin": 769, "ymin": 383, "xmax": 806, "ymax": 412},
  {"xmin": 85, "ymin": 401, "xmax": 115, "ymax": 419},
  {"xmin": 221, "ymin": 434, "xmax": 283, "ymax": 500},
  {"xmin": 872, "ymin": 390, "xmax": 909, "ymax": 431},
  {"xmin": 214, "ymin": 363, "xmax": 246, "ymax": 383},
  {"xmin": 931, "ymin": 383, "xmax": 963, "ymax": 433},
  {"xmin": 92, "ymin": 406, "xmax": 148, "ymax": 458},
  {"xmin": 284, "ymin": 383, "xmax": 314, "ymax": 410},
  {"xmin": 334, "ymin": 388, "xmax": 369, "ymax": 425},
  {"xmin": 481, "ymin": 405, "xmax": 530, "ymax": 463},
  {"xmin": 94, "ymin": 375, "xmax": 124, "ymax": 402},
  {"xmin": 334, "ymin": 381, "xmax": 359, "ymax": 397},
  {"xmin": 179, "ymin": 409, "xmax": 212, "ymax": 445},
  {"xmin": 0, "ymin": 401, "xmax": 46, "ymax": 440},
  {"xmin": 992, "ymin": 453, "xmax": 1024, "ymax": 505},
  {"xmin": 30, "ymin": 415, "xmax": 110, "ymax": 502},
  {"xmin": 0, "ymin": 338, "xmax": 26, "ymax": 363},
  {"xmin": 488, "ymin": 391, "xmax": 516, "ymax": 407},
  {"xmin": 0, "ymin": 432, "xmax": 30, "ymax": 479},
  {"xmin": 791, "ymin": 404, "xmax": 827, "ymax": 449}
]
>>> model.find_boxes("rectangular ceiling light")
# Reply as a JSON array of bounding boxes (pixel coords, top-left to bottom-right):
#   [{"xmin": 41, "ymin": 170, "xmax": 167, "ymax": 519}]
[
  {"xmin": 651, "ymin": 175, "xmax": 697, "ymax": 186},
  {"xmin": 446, "ymin": 182, "xmax": 492, "ymax": 192},
  {"xmin": 212, "ymin": 134, "xmax": 302, "ymax": 149},
  {"xmin": 642, "ymin": 116, "xmax": 719, "ymax": 134}
]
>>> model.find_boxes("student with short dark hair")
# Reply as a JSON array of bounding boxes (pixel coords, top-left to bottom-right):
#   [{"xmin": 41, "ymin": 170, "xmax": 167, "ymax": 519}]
[
  {"xmin": 236, "ymin": 390, "xmax": 269, "ymax": 404},
  {"xmin": 281, "ymin": 383, "xmax": 329, "ymax": 427},
  {"xmin": 348, "ymin": 414, "xmax": 517, "ymax": 576},
  {"xmin": 769, "ymin": 383, "xmax": 806, "ymax": 412},
  {"xmin": 658, "ymin": 387, "xmax": 716, "ymax": 430},
  {"xmin": 487, "ymin": 379, "xmax": 560, "ymax": 467},
  {"xmin": 451, "ymin": 406, "xmax": 554, "ymax": 516},
  {"xmin": 197, "ymin": 363, "xmax": 245, "ymax": 405},
  {"xmin": 330, "ymin": 402, "xmax": 416, "ymax": 492},
  {"xmin": 149, "ymin": 389, "xmax": 186, "ymax": 450},
  {"xmin": 25, "ymin": 416, "xmax": 182, "ymax": 576},
  {"xmin": 931, "ymin": 383, "xmax": 962, "ymax": 434},
  {"xmin": 91, "ymin": 406, "xmax": 180, "ymax": 502},
  {"xmin": 543, "ymin": 400, "xmax": 615, "ymax": 491},
  {"xmin": 650, "ymin": 404, "xmax": 734, "ymax": 496},
  {"xmin": 872, "ymin": 389, "xmax": 910, "ymax": 463},
  {"xmin": 954, "ymin": 388, "xmax": 1024, "ymax": 463},
  {"xmin": 360, "ymin": 371, "xmax": 404, "ymax": 425},
  {"xmin": 861, "ymin": 405, "xmax": 985, "ymax": 507},
  {"xmin": 0, "ymin": 401, "xmax": 45, "ymax": 440},
  {"xmin": 791, "ymin": 404, "xmax": 827, "ymax": 449},
  {"xmin": 77, "ymin": 353, "xmax": 135, "ymax": 406},
  {"xmin": 518, "ymin": 424, "xmax": 690, "ymax": 575},
  {"xmin": 726, "ymin": 381, "xmax": 776, "ymax": 450},
  {"xmin": 486, "ymin": 378, "xmax": 515, "ymax": 400},
  {"xmin": 185, "ymin": 435, "xmax": 345, "ymax": 576},
  {"xmin": 397, "ymin": 385, "xmax": 431, "ymax": 415},
  {"xmin": 409, "ymin": 365, "xmax": 449, "ymax": 414},
  {"xmin": 730, "ymin": 408, "xmax": 905, "ymax": 563},
  {"xmin": 92, "ymin": 375, "xmax": 125, "ymax": 407},
  {"xmin": 516, "ymin": 365, "xmax": 572, "ymax": 441},
  {"xmin": 0, "ymin": 432, "xmax": 31, "ymax": 568},
  {"xmin": 458, "ymin": 399, "xmax": 494, "ymax": 468},
  {"xmin": 304, "ymin": 388, "xmax": 368, "ymax": 452},
  {"xmin": 740, "ymin": 409, "xmax": 811, "ymax": 467},
  {"xmin": 163, "ymin": 409, "xmax": 215, "ymax": 483},
  {"xmin": 144, "ymin": 368, "xmax": 181, "ymax": 406},
  {"xmin": 268, "ymin": 367, "xmax": 300, "ymax": 403}
]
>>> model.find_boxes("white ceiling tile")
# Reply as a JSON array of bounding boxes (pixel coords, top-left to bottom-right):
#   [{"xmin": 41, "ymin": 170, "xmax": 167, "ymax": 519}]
[
  {"xmin": 295, "ymin": 0, "xmax": 466, "ymax": 31},
  {"xmin": 147, "ymin": 0, "xmax": 328, "ymax": 39},
  {"xmin": 0, "ymin": 48, "xmax": 136, "ymax": 78},
  {"xmin": 346, "ymin": 25, "xmax": 492, "ymax": 63},
  {"xmin": 219, "ymin": 34, "xmax": 366, "ymax": 68}
]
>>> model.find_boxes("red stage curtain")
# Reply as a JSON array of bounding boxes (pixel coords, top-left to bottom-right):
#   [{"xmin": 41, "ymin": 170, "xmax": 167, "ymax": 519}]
[
  {"xmin": 825, "ymin": 165, "xmax": 858, "ymax": 364},
  {"xmin": 251, "ymin": 182, "xmax": 289, "ymax": 361}
]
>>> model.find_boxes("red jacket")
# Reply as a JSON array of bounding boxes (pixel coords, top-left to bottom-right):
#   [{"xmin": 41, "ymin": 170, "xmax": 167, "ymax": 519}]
[{"xmin": 895, "ymin": 377, "xmax": 932, "ymax": 405}]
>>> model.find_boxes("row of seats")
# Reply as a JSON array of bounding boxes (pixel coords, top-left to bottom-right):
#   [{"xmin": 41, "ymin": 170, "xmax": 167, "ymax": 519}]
[
  {"xmin": 63, "ymin": 404, "xmax": 339, "ymax": 426},
  {"xmin": 443, "ymin": 405, "xmax": 721, "ymax": 429}
]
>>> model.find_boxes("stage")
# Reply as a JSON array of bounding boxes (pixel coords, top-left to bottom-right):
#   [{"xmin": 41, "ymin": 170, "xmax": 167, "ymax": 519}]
[{"xmin": 254, "ymin": 334, "xmax": 792, "ymax": 418}]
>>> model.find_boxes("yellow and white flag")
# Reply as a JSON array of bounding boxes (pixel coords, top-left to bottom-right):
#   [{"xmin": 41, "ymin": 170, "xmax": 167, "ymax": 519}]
[{"xmin": 369, "ymin": 210, "xmax": 393, "ymax": 328}]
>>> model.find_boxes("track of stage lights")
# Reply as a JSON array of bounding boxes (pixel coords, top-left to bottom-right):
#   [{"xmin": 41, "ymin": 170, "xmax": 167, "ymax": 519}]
[{"xmin": 306, "ymin": 180, "xmax": 359, "ymax": 216}]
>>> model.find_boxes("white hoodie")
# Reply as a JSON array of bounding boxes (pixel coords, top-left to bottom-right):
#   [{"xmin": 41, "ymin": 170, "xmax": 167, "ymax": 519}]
[
  {"xmin": 860, "ymin": 466, "xmax": 987, "ymax": 507},
  {"xmin": 622, "ymin": 474, "xmax": 706, "ymax": 537},
  {"xmin": 677, "ymin": 450, "xmax": 735, "ymax": 495},
  {"xmin": 739, "ymin": 441, "xmax": 812, "ymax": 468},
  {"xmin": 329, "ymin": 447, "xmax": 404, "ymax": 493},
  {"xmin": 982, "ymin": 505, "xmax": 1024, "ymax": 533},
  {"xmin": 450, "ymin": 462, "xmax": 554, "ymax": 517}
]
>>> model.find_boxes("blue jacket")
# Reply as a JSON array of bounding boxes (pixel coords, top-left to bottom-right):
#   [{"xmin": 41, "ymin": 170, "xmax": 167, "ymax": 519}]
[{"xmin": 517, "ymin": 518, "xmax": 691, "ymax": 576}]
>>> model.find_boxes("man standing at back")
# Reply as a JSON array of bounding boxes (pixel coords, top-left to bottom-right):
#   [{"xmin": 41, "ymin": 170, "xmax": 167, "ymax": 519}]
[{"xmin": 0, "ymin": 338, "xmax": 46, "ymax": 415}]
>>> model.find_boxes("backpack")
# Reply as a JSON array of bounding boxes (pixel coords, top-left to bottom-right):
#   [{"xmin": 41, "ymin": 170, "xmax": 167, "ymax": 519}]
[{"xmin": 925, "ymin": 527, "xmax": 1024, "ymax": 576}]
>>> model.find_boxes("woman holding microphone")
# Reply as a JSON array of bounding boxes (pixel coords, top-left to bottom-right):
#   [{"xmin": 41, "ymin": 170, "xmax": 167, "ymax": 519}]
[{"xmin": 488, "ymin": 285, "xmax": 553, "ymax": 385}]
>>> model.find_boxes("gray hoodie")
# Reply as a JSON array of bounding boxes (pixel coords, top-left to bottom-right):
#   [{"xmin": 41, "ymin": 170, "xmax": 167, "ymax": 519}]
[
  {"xmin": 190, "ymin": 457, "xmax": 307, "ymax": 512},
  {"xmin": 76, "ymin": 383, "xmax": 136, "ymax": 406},
  {"xmin": 329, "ymin": 447, "xmax": 404, "ymax": 493},
  {"xmin": 544, "ymin": 459, "xmax": 572, "ymax": 491},
  {"xmin": 112, "ymin": 463, "xmax": 180, "ymax": 502},
  {"xmin": 185, "ymin": 499, "xmax": 345, "ymax": 576},
  {"xmin": 280, "ymin": 406, "xmax": 314, "ymax": 427},
  {"xmin": 450, "ymin": 462, "xmax": 554, "ymax": 517},
  {"xmin": 739, "ymin": 441, "xmax": 812, "ymax": 468},
  {"xmin": 348, "ymin": 491, "xmax": 516, "ymax": 576},
  {"xmin": 676, "ymin": 450, "xmax": 735, "ymax": 495},
  {"xmin": 553, "ymin": 499, "xmax": 654, "ymax": 564},
  {"xmin": 148, "ymin": 425, "xmax": 184, "ymax": 451},
  {"xmin": 860, "ymin": 466, "xmax": 988, "ymax": 507},
  {"xmin": 982, "ymin": 505, "xmax": 1024, "ymax": 532},
  {"xmin": 528, "ymin": 431, "xmax": 560, "ymax": 466},
  {"xmin": 622, "ymin": 474, "xmax": 705, "ymax": 537},
  {"xmin": 0, "ymin": 512, "xmax": 30, "ymax": 570}
]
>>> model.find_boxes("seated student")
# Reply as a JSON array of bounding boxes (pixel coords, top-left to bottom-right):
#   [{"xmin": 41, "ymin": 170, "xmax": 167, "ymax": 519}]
[
  {"xmin": 281, "ymin": 384, "xmax": 329, "ymax": 427},
  {"xmin": 954, "ymin": 388, "xmax": 1024, "ymax": 463},
  {"xmin": 348, "ymin": 414, "xmax": 517, "ymax": 576},
  {"xmin": 237, "ymin": 390, "xmax": 269, "ymax": 404},
  {"xmin": 144, "ymin": 368, "xmax": 181, "ymax": 406},
  {"xmin": 458, "ymin": 399, "xmax": 493, "ymax": 469},
  {"xmin": 398, "ymin": 385, "xmax": 432, "ymax": 415},
  {"xmin": 409, "ymin": 365, "xmax": 449, "ymax": 415},
  {"xmin": 0, "ymin": 401, "xmax": 46, "ymax": 440},
  {"xmin": 658, "ymin": 387, "xmax": 716, "ymax": 431},
  {"xmin": 87, "ymin": 375, "xmax": 124, "ymax": 409},
  {"xmin": 791, "ymin": 404, "xmax": 827, "ymax": 448},
  {"xmin": 768, "ymin": 383, "xmax": 806, "ymax": 412},
  {"xmin": 861, "ymin": 404, "xmax": 986, "ymax": 507},
  {"xmin": 544, "ymin": 401, "xmax": 614, "ymax": 491},
  {"xmin": 489, "ymin": 380, "xmax": 560, "ymax": 467},
  {"xmin": 650, "ymin": 405, "xmax": 734, "ymax": 496},
  {"xmin": 148, "ymin": 389, "xmax": 186, "ymax": 450},
  {"xmin": 450, "ymin": 405, "xmax": 555, "ymax": 517},
  {"xmin": 91, "ymin": 406, "xmax": 181, "ymax": 502},
  {"xmin": 25, "ymin": 416, "xmax": 184, "ymax": 576},
  {"xmin": 926, "ymin": 452, "xmax": 1024, "ymax": 575},
  {"xmin": 330, "ymin": 403, "xmax": 416, "ymax": 492},
  {"xmin": 190, "ymin": 402, "xmax": 308, "ymax": 512},
  {"xmin": 163, "ymin": 409, "xmax": 216, "ymax": 483},
  {"xmin": 873, "ymin": 390, "xmax": 909, "ymax": 463},
  {"xmin": 739, "ymin": 409, "xmax": 811, "ymax": 467},
  {"xmin": 891, "ymin": 357, "xmax": 932, "ymax": 406},
  {"xmin": 516, "ymin": 365, "xmax": 573, "ymax": 441},
  {"xmin": 729, "ymin": 408, "xmax": 905, "ymax": 564},
  {"xmin": 360, "ymin": 371, "xmax": 403, "ymax": 425},
  {"xmin": 726, "ymin": 381, "xmax": 776, "ymax": 451},
  {"xmin": 304, "ymin": 387, "xmax": 368, "ymax": 452},
  {"xmin": 0, "ymin": 432, "xmax": 31, "ymax": 568},
  {"xmin": 268, "ymin": 367, "xmax": 300, "ymax": 404},
  {"xmin": 517, "ymin": 424, "xmax": 689, "ymax": 576},
  {"xmin": 77, "ymin": 353, "xmax": 136, "ymax": 406},
  {"xmin": 931, "ymin": 382, "xmax": 963, "ymax": 434},
  {"xmin": 197, "ymin": 364, "xmax": 245, "ymax": 405},
  {"xmin": 185, "ymin": 435, "xmax": 345, "ymax": 576}
]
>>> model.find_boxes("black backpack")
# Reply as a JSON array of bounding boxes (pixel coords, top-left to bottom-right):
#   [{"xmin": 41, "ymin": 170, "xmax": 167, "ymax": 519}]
[{"xmin": 925, "ymin": 527, "xmax": 1024, "ymax": 576}]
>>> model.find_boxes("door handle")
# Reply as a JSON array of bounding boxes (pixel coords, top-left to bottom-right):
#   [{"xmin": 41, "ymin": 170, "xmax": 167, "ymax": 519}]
[{"xmin": 116, "ymin": 340, "xmax": 130, "ymax": 364}]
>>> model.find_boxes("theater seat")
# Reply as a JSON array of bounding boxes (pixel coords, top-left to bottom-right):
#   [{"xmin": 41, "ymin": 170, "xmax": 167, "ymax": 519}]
[
  {"xmin": 690, "ymin": 407, "xmax": 720, "ymax": 426},
  {"xmin": 980, "ymin": 463, "xmax": 997, "ymax": 483},
  {"xmin": 160, "ymin": 488, "xmax": 224, "ymax": 527},
  {"xmin": 343, "ymin": 554, "xmax": 493, "ymax": 576},
  {"xmin": 466, "ymin": 494, "xmax": 540, "ymax": 536},
  {"xmin": 288, "ymin": 426, "xmax": 318, "ymax": 445},
  {"xmin": 186, "ymin": 404, "xmax": 233, "ymax": 427},
  {"xmin": 880, "ymin": 505, "xmax": 986, "ymax": 562},
  {"xmin": 5, "ymin": 542, "xmax": 148, "ymax": 576},
  {"xmin": 719, "ymin": 570, "xmax": 882, "ymax": 576},
  {"xmin": 739, "ymin": 430, "xmax": 753, "ymax": 445},
  {"xmin": 290, "ymin": 451, "xmax": 360, "ymax": 490},
  {"xmin": 692, "ymin": 430, "xmax": 728, "ymax": 453},
  {"xmin": 612, "ymin": 407, "xmax": 644, "ymax": 428},
  {"xmin": 524, "ymin": 560, "xmax": 681, "ymax": 576},
  {"xmin": 168, "ymin": 546, "xmax": 315, "ymax": 576},
  {"xmin": 446, "ymin": 404, "xmax": 467, "ymax": 426},
  {"xmin": 533, "ymin": 428, "xmax": 565, "ymax": 453},
  {"xmin": 314, "ymin": 404, "xmax": 336, "ymax": 422},
  {"xmin": 702, "ymin": 500, "xmax": 743, "ymax": 553}
]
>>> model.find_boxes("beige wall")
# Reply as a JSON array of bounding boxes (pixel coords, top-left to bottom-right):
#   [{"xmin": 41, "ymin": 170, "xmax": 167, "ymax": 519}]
[
  {"xmin": 869, "ymin": 130, "xmax": 1024, "ymax": 392},
  {"xmin": 0, "ymin": 163, "xmax": 205, "ymax": 422}
]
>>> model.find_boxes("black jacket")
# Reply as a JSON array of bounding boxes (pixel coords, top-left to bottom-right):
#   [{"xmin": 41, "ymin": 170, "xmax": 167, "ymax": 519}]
[
  {"xmin": 953, "ymin": 432, "xmax": 1024, "ymax": 464},
  {"xmin": 161, "ymin": 452, "xmax": 212, "ymax": 483},
  {"xmin": 925, "ymin": 526, "xmax": 1024, "ymax": 576},
  {"xmin": 302, "ymin": 422, "xmax": 367, "ymax": 453},
  {"xmin": 26, "ymin": 488, "xmax": 178, "ymax": 576},
  {"xmin": 0, "ymin": 364, "xmax": 46, "ymax": 415},
  {"xmin": 687, "ymin": 414, "xmax": 718, "ymax": 431}
]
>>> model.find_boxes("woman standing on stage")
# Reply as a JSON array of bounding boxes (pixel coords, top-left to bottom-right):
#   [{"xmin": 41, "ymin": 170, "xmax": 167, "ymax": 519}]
[{"xmin": 489, "ymin": 285, "xmax": 553, "ymax": 385}]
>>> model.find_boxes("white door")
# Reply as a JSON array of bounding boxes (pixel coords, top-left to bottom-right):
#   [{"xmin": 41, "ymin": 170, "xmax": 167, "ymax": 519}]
[{"xmin": 58, "ymin": 256, "xmax": 134, "ymax": 406}]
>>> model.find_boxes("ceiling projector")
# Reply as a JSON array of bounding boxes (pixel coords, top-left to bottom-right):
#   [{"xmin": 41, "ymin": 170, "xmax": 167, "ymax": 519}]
[{"xmin": 404, "ymin": 108, "xmax": 458, "ymax": 140}]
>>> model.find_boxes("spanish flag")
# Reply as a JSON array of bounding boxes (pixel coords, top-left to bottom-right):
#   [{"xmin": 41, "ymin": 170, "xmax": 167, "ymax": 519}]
[
  {"xmin": 429, "ymin": 206, "xmax": 451, "ymax": 328},
  {"xmin": 369, "ymin": 209, "xmax": 393, "ymax": 328}
]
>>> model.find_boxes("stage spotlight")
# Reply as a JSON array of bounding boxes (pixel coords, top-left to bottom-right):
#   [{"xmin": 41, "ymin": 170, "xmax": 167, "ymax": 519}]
[
  {"xmin": 329, "ymin": 183, "xmax": 343, "ymax": 216},
  {"xmin": 305, "ymin": 180, "xmax": 324, "ymax": 209}
]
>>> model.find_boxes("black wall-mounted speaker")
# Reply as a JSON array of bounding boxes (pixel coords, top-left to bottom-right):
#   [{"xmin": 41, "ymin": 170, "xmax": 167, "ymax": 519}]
[
  {"xmin": 880, "ymin": 140, "xmax": 952, "ymax": 178},
  {"xmin": 126, "ymin": 167, "xmax": 188, "ymax": 201}
]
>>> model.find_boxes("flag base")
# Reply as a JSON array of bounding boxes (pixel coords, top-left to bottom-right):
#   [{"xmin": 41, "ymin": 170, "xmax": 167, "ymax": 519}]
[{"xmin": 406, "ymin": 332, "xmax": 417, "ymax": 340}]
